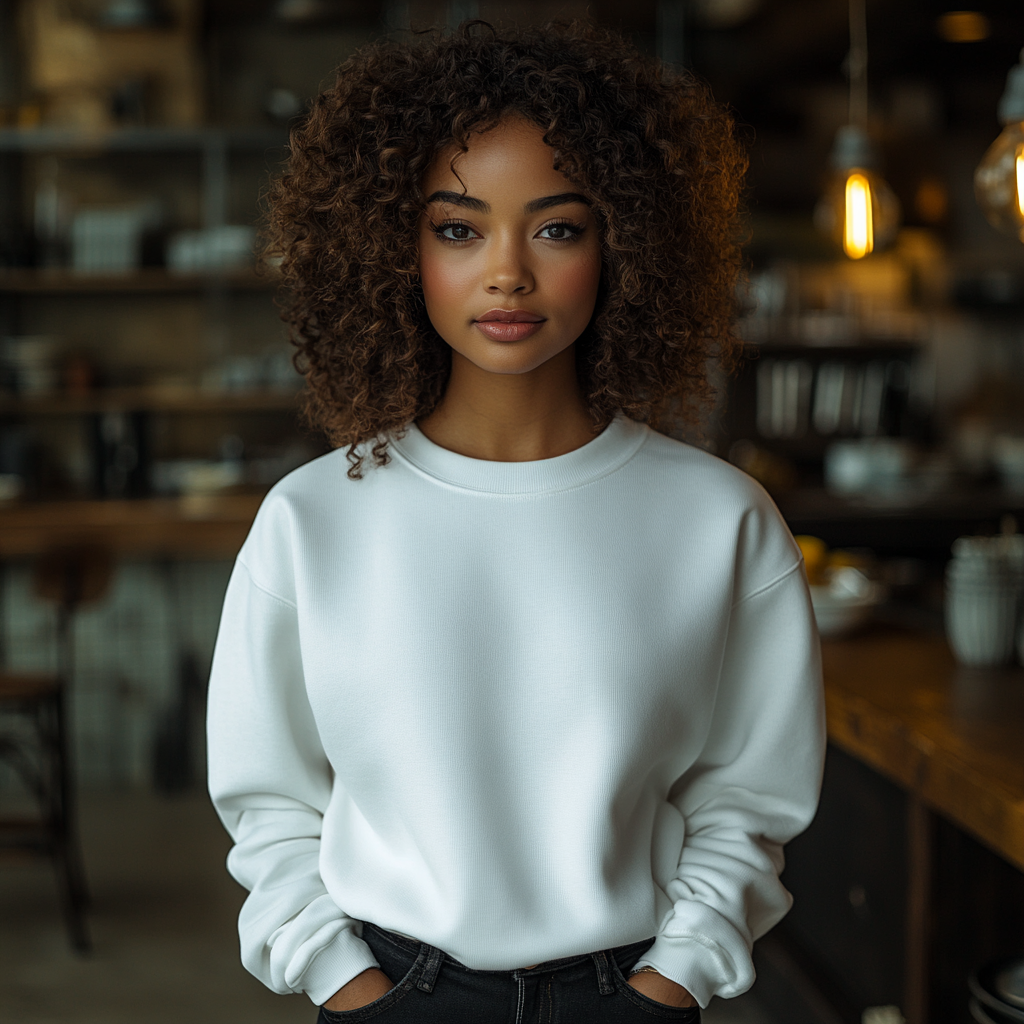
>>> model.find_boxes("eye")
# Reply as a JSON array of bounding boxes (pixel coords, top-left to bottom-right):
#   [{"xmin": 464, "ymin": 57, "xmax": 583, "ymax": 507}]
[
  {"xmin": 430, "ymin": 220, "xmax": 479, "ymax": 242},
  {"xmin": 537, "ymin": 220, "xmax": 585, "ymax": 242}
]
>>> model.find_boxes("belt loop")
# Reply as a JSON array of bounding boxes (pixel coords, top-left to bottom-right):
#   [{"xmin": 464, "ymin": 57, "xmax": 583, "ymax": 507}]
[
  {"xmin": 416, "ymin": 943, "xmax": 445, "ymax": 993},
  {"xmin": 591, "ymin": 949, "xmax": 617, "ymax": 996}
]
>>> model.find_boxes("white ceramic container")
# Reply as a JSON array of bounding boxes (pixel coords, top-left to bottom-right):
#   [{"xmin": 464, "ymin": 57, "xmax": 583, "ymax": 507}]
[
  {"xmin": 945, "ymin": 575, "xmax": 1021, "ymax": 667},
  {"xmin": 946, "ymin": 535, "xmax": 1024, "ymax": 667}
]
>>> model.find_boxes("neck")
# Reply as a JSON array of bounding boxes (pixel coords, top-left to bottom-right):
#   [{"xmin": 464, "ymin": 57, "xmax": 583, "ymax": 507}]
[{"xmin": 416, "ymin": 346, "xmax": 601, "ymax": 461}]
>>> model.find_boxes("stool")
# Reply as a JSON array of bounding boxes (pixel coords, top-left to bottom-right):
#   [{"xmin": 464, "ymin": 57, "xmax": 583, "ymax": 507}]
[{"xmin": 0, "ymin": 544, "xmax": 113, "ymax": 953}]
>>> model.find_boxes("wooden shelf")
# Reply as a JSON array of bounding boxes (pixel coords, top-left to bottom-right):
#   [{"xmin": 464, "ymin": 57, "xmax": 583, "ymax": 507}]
[
  {"xmin": 0, "ymin": 387, "xmax": 300, "ymax": 415},
  {"xmin": 0, "ymin": 494, "xmax": 266, "ymax": 558},
  {"xmin": 0, "ymin": 125, "xmax": 287, "ymax": 153},
  {"xmin": 742, "ymin": 339, "xmax": 923, "ymax": 355},
  {"xmin": 0, "ymin": 268, "xmax": 279, "ymax": 293},
  {"xmin": 777, "ymin": 485, "xmax": 1024, "ymax": 520}
]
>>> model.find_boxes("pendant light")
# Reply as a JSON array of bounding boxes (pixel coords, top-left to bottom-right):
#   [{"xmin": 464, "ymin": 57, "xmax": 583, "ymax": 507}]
[
  {"xmin": 815, "ymin": 0, "xmax": 901, "ymax": 259},
  {"xmin": 974, "ymin": 49, "xmax": 1024, "ymax": 241}
]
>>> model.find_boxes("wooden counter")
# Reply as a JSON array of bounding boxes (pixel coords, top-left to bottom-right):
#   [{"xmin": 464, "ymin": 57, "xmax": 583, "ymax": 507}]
[
  {"xmin": 0, "ymin": 495, "xmax": 263, "ymax": 559},
  {"xmin": 822, "ymin": 628, "xmax": 1024, "ymax": 873}
]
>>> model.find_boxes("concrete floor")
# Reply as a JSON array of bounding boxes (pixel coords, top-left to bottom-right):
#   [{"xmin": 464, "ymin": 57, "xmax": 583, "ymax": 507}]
[
  {"xmin": 0, "ymin": 791, "xmax": 808, "ymax": 1024},
  {"xmin": 0, "ymin": 792, "xmax": 312, "ymax": 1024}
]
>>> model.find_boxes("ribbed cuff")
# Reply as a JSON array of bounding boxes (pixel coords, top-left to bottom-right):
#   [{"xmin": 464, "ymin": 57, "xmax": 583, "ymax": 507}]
[
  {"xmin": 301, "ymin": 931, "xmax": 381, "ymax": 1007},
  {"xmin": 629, "ymin": 933, "xmax": 745, "ymax": 1010}
]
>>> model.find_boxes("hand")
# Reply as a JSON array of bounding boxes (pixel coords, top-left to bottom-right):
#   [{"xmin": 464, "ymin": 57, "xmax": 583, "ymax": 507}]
[
  {"xmin": 627, "ymin": 969, "xmax": 697, "ymax": 1008},
  {"xmin": 323, "ymin": 967, "xmax": 394, "ymax": 1012}
]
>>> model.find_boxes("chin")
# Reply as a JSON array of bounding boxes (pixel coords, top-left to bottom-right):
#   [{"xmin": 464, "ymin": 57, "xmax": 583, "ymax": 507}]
[
  {"xmin": 468, "ymin": 352, "xmax": 563, "ymax": 375},
  {"xmin": 456, "ymin": 338, "xmax": 575, "ymax": 376}
]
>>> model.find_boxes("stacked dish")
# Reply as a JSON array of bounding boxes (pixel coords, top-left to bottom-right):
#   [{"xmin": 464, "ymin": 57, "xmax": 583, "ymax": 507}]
[
  {"xmin": 809, "ymin": 565, "xmax": 884, "ymax": 638},
  {"xmin": 795, "ymin": 535, "xmax": 885, "ymax": 638},
  {"xmin": 970, "ymin": 956, "xmax": 1024, "ymax": 1024}
]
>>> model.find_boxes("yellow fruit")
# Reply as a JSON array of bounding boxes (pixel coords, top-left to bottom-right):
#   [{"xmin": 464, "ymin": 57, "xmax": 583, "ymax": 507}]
[{"xmin": 794, "ymin": 535, "xmax": 828, "ymax": 585}]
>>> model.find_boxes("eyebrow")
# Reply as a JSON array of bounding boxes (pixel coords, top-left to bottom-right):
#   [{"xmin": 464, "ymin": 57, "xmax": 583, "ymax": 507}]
[
  {"xmin": 524, "ymin": 192, "xmax": 591, "ymax": 213},
  {"xmin": 424, "ymin": 190, "xmax": 590, "ymax": 214}
]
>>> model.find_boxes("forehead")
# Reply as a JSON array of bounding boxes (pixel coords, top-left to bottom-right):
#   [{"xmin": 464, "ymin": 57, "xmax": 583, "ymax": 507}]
[{"xmin": 422, "ymin": 117, "xmax": 569, "ymax": 198}]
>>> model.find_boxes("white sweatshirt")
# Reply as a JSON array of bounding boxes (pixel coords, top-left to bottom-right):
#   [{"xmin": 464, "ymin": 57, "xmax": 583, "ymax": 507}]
[{"xmin": 207, "ymin": 413, "xmax": 825, "ymax": 1009}]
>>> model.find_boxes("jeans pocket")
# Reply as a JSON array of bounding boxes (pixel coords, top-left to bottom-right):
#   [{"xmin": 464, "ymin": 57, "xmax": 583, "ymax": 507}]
[
  {"xmin": 607, "ymin": 956, "xmax": 702, "ymax": 1020},
  {"xmin": 317, "ymin": 955, "xmax": 422, "ymax": 1022}
]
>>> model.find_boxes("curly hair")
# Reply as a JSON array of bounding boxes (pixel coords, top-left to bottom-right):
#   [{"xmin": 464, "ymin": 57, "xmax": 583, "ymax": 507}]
[{"xmin": 265, "ymin": 19, "xmax": 747, "ymax": 478}]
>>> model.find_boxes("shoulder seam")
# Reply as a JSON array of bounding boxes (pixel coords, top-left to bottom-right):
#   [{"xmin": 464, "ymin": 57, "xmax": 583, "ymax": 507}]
[
  {"xmin": 236, "ymin": 557, "xmax": 298, "ymax": 610},
  {"xmin": 732, "ymin": 559, "xmax": 803, "ymax": 608}
]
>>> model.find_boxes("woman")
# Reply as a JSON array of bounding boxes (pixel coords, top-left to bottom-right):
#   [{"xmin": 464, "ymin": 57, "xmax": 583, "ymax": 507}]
[{"xmin": 207, "ymin": 21, "xmax": 825, "ymax": 1023}]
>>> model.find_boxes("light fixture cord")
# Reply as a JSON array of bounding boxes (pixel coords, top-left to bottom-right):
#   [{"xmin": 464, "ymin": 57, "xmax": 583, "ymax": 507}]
[{"xmin": 847, "ymin": 0, "xmax": 869, "ymax": 126}]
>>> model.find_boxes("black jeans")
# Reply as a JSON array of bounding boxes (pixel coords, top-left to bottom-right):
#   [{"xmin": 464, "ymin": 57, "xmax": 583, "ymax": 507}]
[{"xmin": 316, "ymin": 921, "xmax": 702, "ymax": 1023}]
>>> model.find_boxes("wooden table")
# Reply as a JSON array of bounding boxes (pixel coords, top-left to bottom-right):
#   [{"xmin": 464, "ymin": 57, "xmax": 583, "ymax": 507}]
[
  {"xmin": 0, "ymin": 495, "xmax": 266, "ymax": 796},
  {"xmin": 821, "ymin": 628, "xmax": 1024, "ymax": 1024},
  {"xmin": 823, "ymin": 629, "xmax": 1024, "ymax": 872},
  {"xmin": 0, "ymin": 495, "xmax": 263, "ymax": 559}
]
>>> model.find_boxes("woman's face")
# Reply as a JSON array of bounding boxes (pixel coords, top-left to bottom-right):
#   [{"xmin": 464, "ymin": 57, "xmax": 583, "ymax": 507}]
[{"xmin": 417, "ymin": 117, "xmax": 602, "ymax": 377}]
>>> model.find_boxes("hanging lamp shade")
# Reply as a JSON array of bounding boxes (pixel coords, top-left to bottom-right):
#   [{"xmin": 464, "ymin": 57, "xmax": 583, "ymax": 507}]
[
  {"xmin": 815, "ymin": 125, "xmax": 902, "ymax": 259},
  {"xmin": 815, "ymin": 0, "xmax": 901, "ymax": 259},
  {"xmin": 974, "ymin": 49, "xmax": 1024, "ymax": 241}
]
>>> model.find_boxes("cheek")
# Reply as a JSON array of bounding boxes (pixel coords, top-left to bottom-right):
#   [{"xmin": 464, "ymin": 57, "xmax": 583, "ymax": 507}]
[
  {"xmin": 419, "ymin": 247, "xmax": 469, "ymax": 321},
  {"xmin": 550, "ymin": 250, "xmax": 602, "ymax": 317}
]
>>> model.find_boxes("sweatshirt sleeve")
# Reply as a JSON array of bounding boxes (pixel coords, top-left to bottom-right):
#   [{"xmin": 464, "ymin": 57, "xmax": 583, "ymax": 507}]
[
  {"xmin": 630, "ymin": 560, "xmax": 826, "ymax": 1008},
  {"xmin": 206, "ymin": 558, "xmax": 380, "ymax": 1006}
]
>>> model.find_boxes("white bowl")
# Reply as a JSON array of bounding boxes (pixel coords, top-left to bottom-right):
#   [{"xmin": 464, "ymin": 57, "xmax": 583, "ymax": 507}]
[
  {"xmin": 810, "ymin": 591, "xmax": 879, "ymax": 637},
  {"xmin": 810, "ymin": 572, "xmax": 884, "ymax": 638},
  {"xmin": 0, "ymin": 474, "xmax": 24, "ymax": 503}
]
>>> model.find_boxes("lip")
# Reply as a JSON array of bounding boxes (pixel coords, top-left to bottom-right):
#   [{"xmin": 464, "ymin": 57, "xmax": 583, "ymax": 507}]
[
  {"xmin": 474, "ymin": 320, "xmax": 544, "ymax": 342},
  {"xmin": 473, "ymin": 309, "xmax": 546, "ymax": 342},
  {"xmin": 474, "ymin": 309, "xmax": 546, "ymax": 323}
]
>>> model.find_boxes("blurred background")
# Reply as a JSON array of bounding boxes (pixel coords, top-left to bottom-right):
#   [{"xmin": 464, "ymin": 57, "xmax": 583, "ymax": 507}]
[{"xmin": 0, "ymin": 2, "xmax": 1023, "ymax": 1023}]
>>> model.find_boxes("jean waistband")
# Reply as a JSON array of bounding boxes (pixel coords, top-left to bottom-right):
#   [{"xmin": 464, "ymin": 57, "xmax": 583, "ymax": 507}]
[{"xmin": 363, "ymin": 921, "xmax": 655, "ymax": 974}]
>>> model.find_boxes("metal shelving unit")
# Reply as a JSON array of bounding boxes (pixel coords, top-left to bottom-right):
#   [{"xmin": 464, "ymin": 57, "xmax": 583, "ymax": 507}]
[
  {"xmin": 0, "ymin": 127, "xmax": 287, "ymax": 233},
  {"xmin": 0, "ymin": 386, "xmax": 299, "ymax": 416},
  {"xmin": 0, "ymin": 268, "xmax": 276, "ymax": 293},
  {"xmin": 0, "ymin": 125, "xmax": 299, "ymax": 501}
]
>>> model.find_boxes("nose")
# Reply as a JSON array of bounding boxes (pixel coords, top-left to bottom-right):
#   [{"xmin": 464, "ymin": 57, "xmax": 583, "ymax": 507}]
[{"xmin": 484, "ymin": 233, "xmax": 534, "ymax": 296}]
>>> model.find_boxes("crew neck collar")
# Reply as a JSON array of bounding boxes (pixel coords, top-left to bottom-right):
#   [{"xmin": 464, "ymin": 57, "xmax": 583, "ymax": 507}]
[{"xmin": 387, "ymin": 412, "xmax": 649, "ymax": 495}]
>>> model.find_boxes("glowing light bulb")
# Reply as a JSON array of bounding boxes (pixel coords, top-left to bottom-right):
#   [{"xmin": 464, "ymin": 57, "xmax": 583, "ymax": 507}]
[
  {"xmin": 1016, "ymin": 147, "xmax": 1024, "ymax": 217},
  {"xmin": 814, "ymin": 127, "xmax": 901, "ymax": 260},
  {"xmin": 975, "ymin": 50, "xmax": 1024, "ymax": 241},
  {"xmin": 936, "ymin": 11, "xmax": 991, "ymax": 43},
  {"xmin": 844, "ymin": 173, "xmax": 874, "ymax": 258},
  {"xmin": 817, "ymin": 6, "xmax": 902, "ymax": 260},
  {"xmin": 975, "ymin": 122, "xmax": 1024, "ymax": 240}
]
